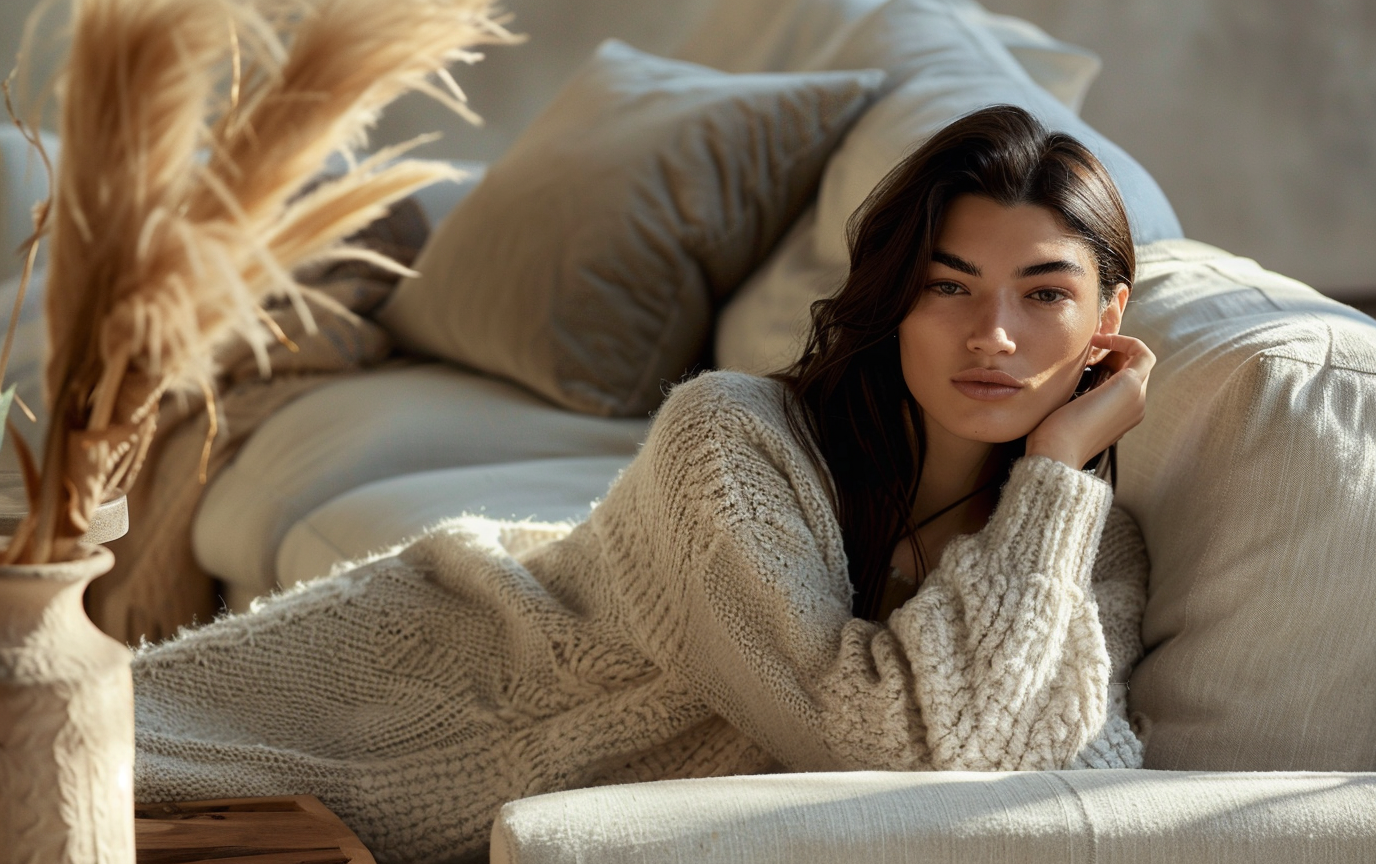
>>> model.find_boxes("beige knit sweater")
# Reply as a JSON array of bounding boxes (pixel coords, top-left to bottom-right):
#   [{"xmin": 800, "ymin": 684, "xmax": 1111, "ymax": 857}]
[{"xmin": 134, "ymin": 371, "xmax": 1147, "ymax": 863}]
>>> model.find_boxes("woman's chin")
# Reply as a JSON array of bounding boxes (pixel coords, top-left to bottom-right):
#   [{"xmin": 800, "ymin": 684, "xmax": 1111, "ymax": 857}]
[{"xmin": 938, "ymin": 410, "xmax": 1046, "ymax": 445}]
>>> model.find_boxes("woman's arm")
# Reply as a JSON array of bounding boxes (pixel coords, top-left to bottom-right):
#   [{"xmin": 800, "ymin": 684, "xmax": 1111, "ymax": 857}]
[
  {"xmin": 885, "ymin": 454, "xmax": 1114, "ymax": 771},
  {"xmin": 1064, "ymin": 505, "xmax": 1149, "ymax": 768},
  {"xmin": 593, "ymin": 373, "xmax": 1119, "ymax": 773}
]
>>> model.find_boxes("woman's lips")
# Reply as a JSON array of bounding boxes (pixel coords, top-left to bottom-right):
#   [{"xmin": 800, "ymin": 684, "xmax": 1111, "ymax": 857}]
[{"xmin": 951, "ymin": 380, "xmax": 1023, "ymax": 401}]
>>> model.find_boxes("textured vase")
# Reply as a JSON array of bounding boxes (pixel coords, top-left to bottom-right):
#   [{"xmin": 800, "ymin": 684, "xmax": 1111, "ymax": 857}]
[{"xmin": 0, "ymin": 543, "xmax": 135, "ymax": 863}]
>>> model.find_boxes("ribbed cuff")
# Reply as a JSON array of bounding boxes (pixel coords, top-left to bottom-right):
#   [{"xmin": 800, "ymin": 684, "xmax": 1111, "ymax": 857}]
[{"xmin": 981, "ymin": 455, "xmax": 1114, "ymax": 586}]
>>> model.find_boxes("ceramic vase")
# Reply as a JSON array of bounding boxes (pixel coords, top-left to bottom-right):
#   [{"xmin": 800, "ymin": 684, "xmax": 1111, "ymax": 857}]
[{"xmin": 0, "ymin": 542, "xmax": 135, "ymax": 863}]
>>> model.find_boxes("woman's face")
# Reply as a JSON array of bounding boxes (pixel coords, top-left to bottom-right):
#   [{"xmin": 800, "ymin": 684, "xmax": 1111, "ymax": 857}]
[{"xmin": 898, "ymin": 194, "xmax": 1127, "ymax": 445}]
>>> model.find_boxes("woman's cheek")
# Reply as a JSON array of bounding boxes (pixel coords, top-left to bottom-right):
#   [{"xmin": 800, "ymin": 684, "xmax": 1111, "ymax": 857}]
[{"xmin": 1022, "ymin": 349, "xmax": 1089, "ymax": 428}]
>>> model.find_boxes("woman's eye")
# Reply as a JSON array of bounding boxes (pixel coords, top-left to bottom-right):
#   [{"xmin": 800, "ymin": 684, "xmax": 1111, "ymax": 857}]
[{"xmin": 929, "ymin": 282, "xmax": 964, "ymax": 296}]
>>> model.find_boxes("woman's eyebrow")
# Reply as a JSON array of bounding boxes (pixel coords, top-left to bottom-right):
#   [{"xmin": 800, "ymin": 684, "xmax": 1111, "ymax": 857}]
[
  {"xmin": 931, "ymin": 250, "xmax": 981, "ymax": 276},
  {"xmin": 1018, "ymin": 259, "xmax": 1087, "ymax": 278}
]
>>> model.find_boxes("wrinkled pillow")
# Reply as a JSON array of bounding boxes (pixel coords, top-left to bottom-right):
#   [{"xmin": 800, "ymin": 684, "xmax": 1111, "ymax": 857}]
[
  {"xmin": 714, "ymin": 205, "xmax": 846, "ymax": 375},
  {"xmin": 378, "ymin": 40, "xmax": 881, "ymax": 416},
  {"xmin": 813, "ymin": 0, "xmax": 1181, "ymax": 266},
  {"xmin": 716, "ymin": 0, "xmax": 1174, "ymax": 375},
  {"xmin": 1120, "ymin": 239, "xmax": 1376, "ymax": 771},
  {"xmin": 675, "ymin": 0, "xmax": 1101, "ymax": 113}
]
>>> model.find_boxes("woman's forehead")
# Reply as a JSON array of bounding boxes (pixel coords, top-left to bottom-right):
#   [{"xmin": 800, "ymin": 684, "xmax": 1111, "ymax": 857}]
[{"xmin": 934, "ymin": 196, "xmax": 1096, "ymax": 277}]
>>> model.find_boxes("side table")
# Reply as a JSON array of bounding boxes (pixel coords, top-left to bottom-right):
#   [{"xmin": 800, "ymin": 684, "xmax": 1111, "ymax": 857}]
[
  {"xmin": 135, "ymin": 795, "xmax": 377, "ymax": 863},
  {"xmin": 0, "ymin": 471, "xmax": 130, "ymax": 543}
]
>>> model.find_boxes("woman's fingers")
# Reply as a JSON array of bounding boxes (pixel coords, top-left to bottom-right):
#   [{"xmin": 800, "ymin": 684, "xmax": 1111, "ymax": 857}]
[
  {"xmin": 1029, "ymin": 333, "xmax": 1158, "ymax": 468},
  {"xmin": 1090, "ymin": 333, "xmax": 1156, "ymax": 379}
]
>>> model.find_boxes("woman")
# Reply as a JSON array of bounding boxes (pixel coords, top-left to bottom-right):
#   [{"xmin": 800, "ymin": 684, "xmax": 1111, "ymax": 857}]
[
  {"xmin": 134, "ymin": 105, "xmax": 1154, "ymax": 863},
  {"xmin": 781, "ymin": 103, "xmax": 1152, "ymax": 621}
]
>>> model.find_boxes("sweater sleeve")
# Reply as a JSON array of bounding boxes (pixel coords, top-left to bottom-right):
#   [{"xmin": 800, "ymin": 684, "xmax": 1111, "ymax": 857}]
[
  {"xmin": 1066, "ymin": 505, "xmax": 1150, "ymax": 768},
  {"xmin": 888, "ymin": 455, "xmax": 1115, "ymax": 771},
  {"xmin": 594, "ymin": 373, "xmax": 1116, "ymax": 774}
]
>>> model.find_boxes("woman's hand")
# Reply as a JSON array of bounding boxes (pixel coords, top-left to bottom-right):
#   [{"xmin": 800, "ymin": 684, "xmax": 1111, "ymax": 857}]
[{"xmin": 1026, "ymin": 333, "xmax": 1156, "ymax": 470}]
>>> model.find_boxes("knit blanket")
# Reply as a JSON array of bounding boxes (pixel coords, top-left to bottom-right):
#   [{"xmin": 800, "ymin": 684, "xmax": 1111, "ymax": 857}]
[{"xmin": 134, "ymin": 371, "xmax": 1147, "ymax": 864}]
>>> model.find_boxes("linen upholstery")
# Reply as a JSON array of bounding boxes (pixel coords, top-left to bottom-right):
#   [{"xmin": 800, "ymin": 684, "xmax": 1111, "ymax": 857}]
[
  {"xmin": 712, "ymin": 0, "xmax": 1180, "ymax": 375},
  {"xmin": 811, "ymin": 0, "xmax": 1182, "ymax": 266},
  {"xmin": 714, "ymin": 205, "xmax": 846, "ymax": 374},
  {"xmin": 491, "ymin": 770, "xmax": 1376, "ymax": 864},
  {"xmin": 675, "ymin": 0, "xmax": 1102, "ymax": 113},
  {"xmin": 275, "ymin": 455, "xmax": 632, "ymax": 588},
  {"xmin": 193, "ymin": 364, "xmax": 648, "ymax": 608},
  {"xmin": 1119, "ymin": 239, "xmax": 1376, "ymax": 771},
  {"xmin": 377, "ymin": 39, "xmax": 882, "ymax": 416}
]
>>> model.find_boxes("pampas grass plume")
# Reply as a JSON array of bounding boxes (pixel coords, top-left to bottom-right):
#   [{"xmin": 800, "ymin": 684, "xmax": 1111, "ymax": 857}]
[{"xmin": 4, "ymin": 0, "xmax": 517, "ymax": 564}]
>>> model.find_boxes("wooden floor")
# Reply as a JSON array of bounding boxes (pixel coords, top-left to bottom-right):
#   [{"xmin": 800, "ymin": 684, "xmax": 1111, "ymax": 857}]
[{"xmin": 135, "ymin": 796, "xmax": 376, "ymax": 864}]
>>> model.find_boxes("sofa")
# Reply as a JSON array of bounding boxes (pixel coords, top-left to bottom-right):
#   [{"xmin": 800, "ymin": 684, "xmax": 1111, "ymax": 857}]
[{"xmin": 2, "ymin": 0, "xmax": 1374, "ymax": 860}]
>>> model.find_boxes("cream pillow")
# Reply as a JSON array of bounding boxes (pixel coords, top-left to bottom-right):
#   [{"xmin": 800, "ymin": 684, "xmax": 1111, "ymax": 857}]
[
  {"xmin": 1120, "ymin": 239, "xmax": 1376, "ymax": 771},
  {"xmin": 378, "ymin": 40, "xmax": 881, "ymax": 416},
  {"xmin": 276, "ymin": 456, "xmax": 632, "ymax": 589},
  {"xmin": 813, "ymin": 0, "xmax": 1181, "ymax": 267},
  {"xmin": 193, "ymin": 364, "xmax": 650, "ymax": 607},
  {"xmin": 714, "ymin": 206, "xmax": 846, "ymax": 375},
  {"xmin": 673, "ymin": 0, "xmax": 884, "ymax": 75},
  {"xmin": 675, "ymin": 0, "xmax": 1101, "ymax": 113},
  {"xmin": 715, "ymin": 0, "xmax": 1176, "ymax": 375}
]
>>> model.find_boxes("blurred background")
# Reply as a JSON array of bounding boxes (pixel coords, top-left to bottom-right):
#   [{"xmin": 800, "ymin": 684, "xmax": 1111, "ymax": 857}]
[{"xmin": 2, "ymin": 0, "xmax": 1373, "ymax": 301}]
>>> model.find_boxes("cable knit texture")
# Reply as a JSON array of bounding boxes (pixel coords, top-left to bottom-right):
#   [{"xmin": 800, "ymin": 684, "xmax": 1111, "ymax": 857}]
[{"xmin": 133, "ymin": 371, "xmax": 1146, "ymax": 863}]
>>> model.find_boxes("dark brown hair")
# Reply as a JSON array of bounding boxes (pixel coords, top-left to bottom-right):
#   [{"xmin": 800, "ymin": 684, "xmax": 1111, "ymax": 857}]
[{"xmin": 775, "ymin": 105, "xmax": 1135, "ymax": 620}]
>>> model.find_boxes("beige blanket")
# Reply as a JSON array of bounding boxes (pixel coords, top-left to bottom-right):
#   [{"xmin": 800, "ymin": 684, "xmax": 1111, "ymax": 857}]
[{"xmin": 89, "ymin": 199, "xmax": 430, "ymax": 644}]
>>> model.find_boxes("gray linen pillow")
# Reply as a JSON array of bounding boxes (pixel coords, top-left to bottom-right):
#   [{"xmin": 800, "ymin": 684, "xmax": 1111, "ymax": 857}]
[
  {"xmin": 1120, "ymin": 239, "xmax": 1376, "ymax": 771},
  {"xmin": 378, "ymin": 40, "xmax": 882, "ymax": 416}
]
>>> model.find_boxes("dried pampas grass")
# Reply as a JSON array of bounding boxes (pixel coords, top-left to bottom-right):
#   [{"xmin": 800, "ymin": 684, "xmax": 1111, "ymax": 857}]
[{"xmin": 3, "ymin": 0, "xmax": 518, "ymax": 564}]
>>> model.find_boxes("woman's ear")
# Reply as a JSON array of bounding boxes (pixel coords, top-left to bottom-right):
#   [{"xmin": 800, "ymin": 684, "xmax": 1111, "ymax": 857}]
[{"xmin": 1091, "ymin": 283, "xmax": 1131, "ymax": 364}]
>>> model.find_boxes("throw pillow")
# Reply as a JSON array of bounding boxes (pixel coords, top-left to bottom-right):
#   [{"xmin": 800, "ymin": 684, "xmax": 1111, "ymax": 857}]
[
  {"xmin": 675, "ymin": 0, "xmax": 1101, "ymax": 113},
  {"xmin": 377, "ymin": 40, "xmax": 881, "ymax": 416},
  {"xmin": 714, "ymin": 0, "xmax": 1174, "ymax": 374},
  {"xmin": 714, "ymin": 205, "xmax": 847, "ymax": 375},
  {"xmin": 1121, "ymin": 239, "xmax": 1376, "ymax": 771},
  {"xmin": 812, "ymin": 0, "xmax": 1182, "ymax": 267}
]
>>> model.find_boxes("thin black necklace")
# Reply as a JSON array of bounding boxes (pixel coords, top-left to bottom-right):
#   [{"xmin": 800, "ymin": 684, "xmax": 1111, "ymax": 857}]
[{"xmin": 911, "ymin": 473, "xmax": 1002, "ymax": 532}]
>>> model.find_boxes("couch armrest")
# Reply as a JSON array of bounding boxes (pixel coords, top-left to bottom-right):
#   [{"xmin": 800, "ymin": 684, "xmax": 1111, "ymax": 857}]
[{"xmin": 491, "ymin": 770, "xmax": 1376, "ymax": 864}]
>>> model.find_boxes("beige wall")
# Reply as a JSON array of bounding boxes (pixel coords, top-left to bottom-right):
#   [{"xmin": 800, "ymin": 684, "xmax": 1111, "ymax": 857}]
[
  {"xmin": 4, "ymin": 0, "xmax": 1371, "ymax": 296},
  {"xmin": 1, "ymin": 0, "xmax": 61, "ymax": 127},
  {"xmin": 371, "ymin": 0, "xmax": 711, "ymax": 165},
  {"xmin": 983, "ymin": 0, "xmax": 1376, "ymax": 297}
]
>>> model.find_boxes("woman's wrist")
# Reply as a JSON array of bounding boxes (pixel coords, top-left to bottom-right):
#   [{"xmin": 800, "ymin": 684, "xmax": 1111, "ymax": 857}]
[{"xmin": 1025, "ymin": 436, "xmax": 1083, "ymax": 470}]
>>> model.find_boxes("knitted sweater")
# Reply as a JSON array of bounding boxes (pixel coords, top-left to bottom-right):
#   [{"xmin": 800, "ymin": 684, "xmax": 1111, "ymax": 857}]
[{"xmin": 133, "ymin": 371, "xmax": 1147, "ymax": 863}]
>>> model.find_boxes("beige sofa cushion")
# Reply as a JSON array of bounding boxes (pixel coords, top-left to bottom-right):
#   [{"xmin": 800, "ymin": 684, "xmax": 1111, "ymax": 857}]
[
  {"xmin": 276, "ymin": 455, "xmax": 631, "ymax": 589},
  {"xmin": 1120, "ymin": 239, "xmax": 1376, "ymax": 770},
  {"xmin": 675, "ymin": 0, "xmax": 1103, "ymax": 113},
  {"xmin": 378, "ymin": 40, "xmax": 881, "ymax": 416},
  {"xmin": 492, "ymin": 769, "xmax": 1376, "ymax": 863},
  {"xmin": 193, "ymin": 364, "xmax": 649, "ymax": 608},
  {"xmin": 812, "ymin": 0, "xmax": 1181, "ymax": 266}
]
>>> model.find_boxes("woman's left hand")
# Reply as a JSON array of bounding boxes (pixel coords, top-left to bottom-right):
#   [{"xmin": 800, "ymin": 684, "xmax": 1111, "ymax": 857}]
[{"xmin": 1025, "ymin": 333, "xmax": 1156, "ymax": 469}]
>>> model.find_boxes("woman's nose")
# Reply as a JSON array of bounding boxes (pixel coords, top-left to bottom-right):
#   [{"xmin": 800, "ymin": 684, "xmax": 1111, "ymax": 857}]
[{"xmin": 966, "ymin": 300, "xmax": 1017, "ymax": 355}]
